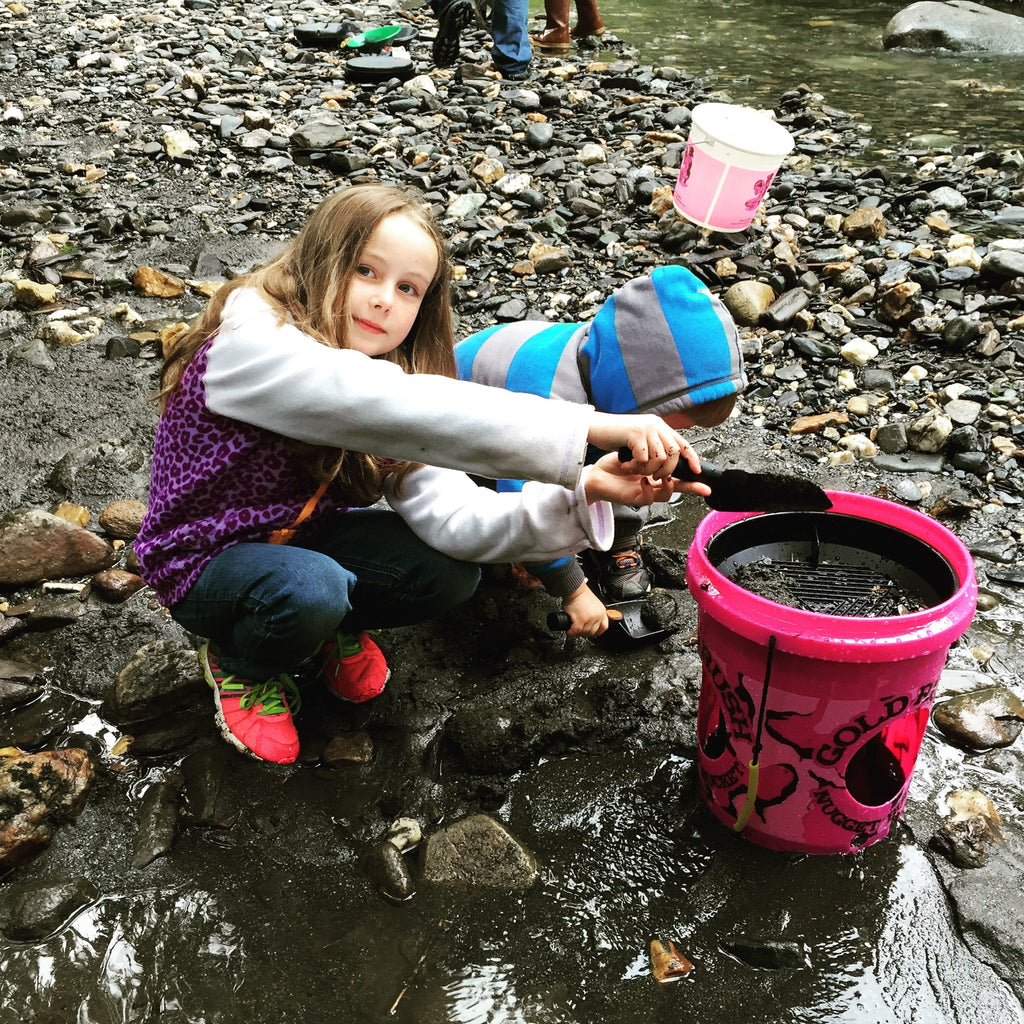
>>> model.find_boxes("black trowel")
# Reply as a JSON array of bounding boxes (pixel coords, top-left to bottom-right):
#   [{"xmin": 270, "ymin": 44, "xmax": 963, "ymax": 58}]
[
  {"xmin": 546, "ymin": 600, "xmax": 675, "ymax": 643},
  {"xmin": 618, "ymin": 447, "xmax": 832, "ymax": 513}
]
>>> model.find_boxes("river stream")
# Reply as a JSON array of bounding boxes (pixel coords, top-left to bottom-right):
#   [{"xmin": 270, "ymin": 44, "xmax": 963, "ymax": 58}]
[{"xmin": 592, "ymin": 0, "xmax": 1024, "ymax": 154}]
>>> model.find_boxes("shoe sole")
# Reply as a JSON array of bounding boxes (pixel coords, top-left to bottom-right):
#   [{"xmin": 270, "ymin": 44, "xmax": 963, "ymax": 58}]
[
  {"xmin": 201, "ymin": 644, "xmax": 262, "ymax": 761},
  {"xmin": 432, "ymin": 1, "xmax": 475, "ymax": 66}
]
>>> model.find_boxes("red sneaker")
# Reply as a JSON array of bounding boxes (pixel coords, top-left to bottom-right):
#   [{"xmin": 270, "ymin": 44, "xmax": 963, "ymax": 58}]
[
  {"xmin": 320, "ymin": 630, "xmax": 390, "ymax": 703},
  {"xmin": 200, "ymin": 643, "xmax": 300, "ymax": 764}
]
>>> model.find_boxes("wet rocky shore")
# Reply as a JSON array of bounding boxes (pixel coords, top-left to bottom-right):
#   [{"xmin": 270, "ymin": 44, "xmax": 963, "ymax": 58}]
[{"xmin": 1, "ymin": 1, "xmax": 1024, "ymax": 1021}]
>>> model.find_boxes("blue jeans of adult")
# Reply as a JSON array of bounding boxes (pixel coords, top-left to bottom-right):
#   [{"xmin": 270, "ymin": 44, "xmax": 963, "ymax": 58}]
[
  {"xmin": 491, "ymin": 0, "xmax": 531, "ymax": 76},
  {"xmin": 170, "ymin": 508, "xmax": 481, "ymax": 681}
]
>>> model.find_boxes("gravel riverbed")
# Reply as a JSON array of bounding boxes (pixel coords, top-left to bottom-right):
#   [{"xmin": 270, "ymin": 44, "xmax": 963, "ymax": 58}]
[{"xmin": 1, "ymin": 2, "xmax": 1024, "ymax": 1022}]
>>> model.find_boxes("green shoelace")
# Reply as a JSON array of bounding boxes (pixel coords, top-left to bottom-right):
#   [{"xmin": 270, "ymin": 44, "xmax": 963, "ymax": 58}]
[
  {"xmin": 219, "ymin": 673, "xmax": 301, "ymax": 716},
  {"xmin": 329, "ymin": 629, "xmax": 383, "ymax": 659}
]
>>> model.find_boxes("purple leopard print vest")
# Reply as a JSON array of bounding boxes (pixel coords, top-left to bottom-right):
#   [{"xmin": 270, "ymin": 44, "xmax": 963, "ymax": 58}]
[{"xmin": 135, "ymin": 337, "xmax": 343, "ymax": 607}]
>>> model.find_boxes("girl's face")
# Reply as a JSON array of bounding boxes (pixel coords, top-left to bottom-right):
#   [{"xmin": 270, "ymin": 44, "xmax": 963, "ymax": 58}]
[{"xmin": 341, "ymin": 212, "xmax": 439, "ymax": 357}]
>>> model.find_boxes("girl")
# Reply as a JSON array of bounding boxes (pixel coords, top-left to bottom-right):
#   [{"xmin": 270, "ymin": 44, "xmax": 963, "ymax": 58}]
[{"xmin": 135, "ymin": 184, "xmax": 705, "ymax": 765}]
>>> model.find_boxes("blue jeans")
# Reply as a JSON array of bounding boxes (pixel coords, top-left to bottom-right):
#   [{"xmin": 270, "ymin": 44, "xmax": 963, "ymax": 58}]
[
  {"xmin": 491, "ymin": 0, "xmax": 531, "ymax": 75},
  {"xmin": 171, "ymin": 509, "xmax": 480, "ymax": 681}
]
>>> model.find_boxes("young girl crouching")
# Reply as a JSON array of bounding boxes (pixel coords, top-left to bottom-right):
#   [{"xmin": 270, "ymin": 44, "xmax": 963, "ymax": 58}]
[{"xmin": 135, "ymin": 184, "xmax": 704, "ymax": 764}]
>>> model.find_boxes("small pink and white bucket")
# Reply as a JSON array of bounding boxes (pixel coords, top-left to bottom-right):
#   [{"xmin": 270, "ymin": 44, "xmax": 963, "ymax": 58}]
[{"xmin": 673, "ymin": 102, "xmax": 795, "ymax": 232}]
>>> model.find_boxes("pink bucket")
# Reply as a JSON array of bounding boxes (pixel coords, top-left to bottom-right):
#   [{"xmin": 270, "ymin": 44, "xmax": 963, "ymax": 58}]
[
  {"xmin": 687, "ymin": 491, "xmax": 977, "ymax": 854},
  {"xmin": 673, "ymin": 102, "xmax": 795, "ymax": 232}
]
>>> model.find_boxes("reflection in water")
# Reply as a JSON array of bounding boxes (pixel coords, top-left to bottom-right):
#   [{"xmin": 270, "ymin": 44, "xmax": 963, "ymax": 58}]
[
  {"xmin": 0, "ymin": 889, "xmax": 241, "ymax": 1022},
  {"xmin": 443, "ymin": 960, "xmax": 534, "ymax": 1024}
]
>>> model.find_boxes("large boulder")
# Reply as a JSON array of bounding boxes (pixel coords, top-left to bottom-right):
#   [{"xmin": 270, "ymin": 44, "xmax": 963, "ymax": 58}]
[{"xmin": 883, "ymin": 1, "xmax": 1024, "ymax": 53}]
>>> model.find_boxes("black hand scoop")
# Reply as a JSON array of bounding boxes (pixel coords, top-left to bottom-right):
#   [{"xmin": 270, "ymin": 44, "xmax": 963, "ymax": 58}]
[{"xmin": 618, "ymin": 447, "xmax": 832, "ymax": 513}]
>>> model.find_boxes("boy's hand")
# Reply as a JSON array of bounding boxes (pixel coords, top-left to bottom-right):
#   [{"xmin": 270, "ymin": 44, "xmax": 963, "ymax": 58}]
[
  {"xmin": 583, "ymin": 452, "xmax": 710, "ymax": 505},
  {"xmin": 562, "ymin": 582, "xmax": 611, "ymax": 637},
  {"xmin": 586, "ymin": 412, "xmax": 702, "ymax": 480}
]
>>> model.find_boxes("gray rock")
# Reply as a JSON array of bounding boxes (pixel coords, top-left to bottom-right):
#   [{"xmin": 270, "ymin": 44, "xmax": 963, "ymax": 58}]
[
  {"xmin": 982, "ymin": 250, "xmax": 1024, "ymax": 281},
  {"xmin": 131, "ymin": 779, "xmax": 180, "ymax": 868},
  {"xmin": 884, "ymin": 0, "xmax": 1024, "ymax": 54},
  {"xmin": 761, "ymin": 288, "xmax": 809, "ymax": 328},
  {"xmin": 525, "ymin": 123, "xmax": 554, "ymax": 150},
  {"xmin": 419, "ymin": 813, "xmax": 538, "ymax": 890},
  {"xmin": 872, "ymin": 452, "xmax": 946, "ymax": 473},
  {"xmin": 106, "ymin": 639, "xmax": 206, "ymax": 726},
  {"xmin": 932, "ymin": 685, "xmax": 1024, "ymax": 750},
  {"xmin": 1, "ymin": 877, "xmax": 99, "ymax": 941},
  {"xmin": 876, "ymin": 421, "xmax": 909, "ymax": 454},
  {"xmin": 928, "ymin": 186, "xmax": 969, "ymax": 211},
  {"xmin": 360, "ymin": 840, "xmax": 416, "ymax": 901}
]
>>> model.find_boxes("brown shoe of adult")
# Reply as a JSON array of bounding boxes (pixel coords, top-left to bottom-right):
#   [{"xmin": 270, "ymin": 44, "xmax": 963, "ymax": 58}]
[
  {"xmin": 572, "ymin": 0, "xmax": 605, "ymax": 37},
  {"xmin": 571, "ymin": 19, "xmax": 605, "ymax": 38},
  {"xmin": 529, "ymin": 26, "xmax": 571, "ymax": 52}
]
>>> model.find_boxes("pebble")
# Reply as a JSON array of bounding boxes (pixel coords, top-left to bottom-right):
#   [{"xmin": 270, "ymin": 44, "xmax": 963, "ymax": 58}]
[{"xmin": 930, "ymin": 789, "xmax": 1004, "ymax": 869}]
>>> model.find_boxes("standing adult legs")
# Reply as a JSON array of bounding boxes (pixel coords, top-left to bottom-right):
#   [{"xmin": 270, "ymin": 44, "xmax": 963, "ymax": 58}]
[
  {"xmin": 572, "ymin": 0, "xmax": 605, "ymax": 38},
  {"xmin": 490, "ymin": 0, "xmax": 532, "ymax": 78}
]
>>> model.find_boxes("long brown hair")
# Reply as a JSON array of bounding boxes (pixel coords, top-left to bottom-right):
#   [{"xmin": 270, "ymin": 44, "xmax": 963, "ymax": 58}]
[{"xmin": 157, "ymin": 184, "xmax": 456, "ymax": 502}]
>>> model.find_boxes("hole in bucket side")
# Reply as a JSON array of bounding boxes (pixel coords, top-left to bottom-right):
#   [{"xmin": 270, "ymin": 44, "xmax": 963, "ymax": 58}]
[
  {"xmin": 843, "ymin": 706, "xmax": 929, "ymax": 808},
  {"xmin": 701, "ymin": 706, "xmax": 730, "ymax": 760}
]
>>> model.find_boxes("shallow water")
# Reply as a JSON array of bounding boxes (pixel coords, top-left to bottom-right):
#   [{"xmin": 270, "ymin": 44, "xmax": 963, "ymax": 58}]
[{"xmin": 593, "ymin": 0, "xmax": 1024, "ymax": 154}]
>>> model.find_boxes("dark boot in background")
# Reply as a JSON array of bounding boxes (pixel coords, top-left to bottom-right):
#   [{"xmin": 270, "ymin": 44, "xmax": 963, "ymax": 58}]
[{"xmin": 431, "ymin": 0, "xmax": 476, "ymax": 66}]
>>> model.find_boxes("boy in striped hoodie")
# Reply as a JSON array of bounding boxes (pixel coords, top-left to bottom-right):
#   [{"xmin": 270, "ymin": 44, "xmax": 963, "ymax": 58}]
[{"xmin": 456, "ymin": 265, "xmax": 745, "ymax": 635}]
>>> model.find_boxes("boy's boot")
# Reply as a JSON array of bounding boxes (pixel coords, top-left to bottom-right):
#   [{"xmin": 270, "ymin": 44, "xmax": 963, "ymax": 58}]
[
  {"xmin": 596, "ymin": 535, "xmax": 651, "ymax": 602},
  {"xmin": 530, "ymin": 0, "xmax": 570, "ymax": 52},
  {"xmin": 572, "ymin": 0, "xmax": 605, "ymax": 37}
]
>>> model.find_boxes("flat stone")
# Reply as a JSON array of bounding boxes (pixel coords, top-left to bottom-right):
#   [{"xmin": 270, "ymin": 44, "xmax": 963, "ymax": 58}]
[{"xmin": 419, "ymin": 813, "xmax": 538, "ymax": 891}]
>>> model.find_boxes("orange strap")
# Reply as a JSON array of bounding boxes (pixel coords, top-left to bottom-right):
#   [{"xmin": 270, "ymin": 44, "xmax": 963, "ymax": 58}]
[{"xmin": 268, "ymin": 481, "xmax": 330, "ymax": 545}]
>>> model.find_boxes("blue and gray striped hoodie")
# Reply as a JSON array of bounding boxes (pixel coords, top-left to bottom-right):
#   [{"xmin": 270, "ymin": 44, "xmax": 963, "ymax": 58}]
[{"xmin": 455, "ymin": 265, "xmax": 745, "ymax": 596}]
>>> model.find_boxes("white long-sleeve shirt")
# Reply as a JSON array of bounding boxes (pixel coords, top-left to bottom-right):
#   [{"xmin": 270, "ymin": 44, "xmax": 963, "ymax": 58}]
[{"xmin": 135, "ymin": 288, "xmax": 613, "ymax": 606}]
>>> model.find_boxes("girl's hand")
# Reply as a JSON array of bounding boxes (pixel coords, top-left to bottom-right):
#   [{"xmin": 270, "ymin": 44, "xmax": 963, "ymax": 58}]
[
  {"xmin": 583, "ymin": 452, "xmax": 711, "ymax": 506},
  {"xmin": 586, "ymin": 412, "xmax": 702, "ymax": 480},
  {"xmin": 562, "ymin": 583, "xmax": 610, "ymax": 637}
]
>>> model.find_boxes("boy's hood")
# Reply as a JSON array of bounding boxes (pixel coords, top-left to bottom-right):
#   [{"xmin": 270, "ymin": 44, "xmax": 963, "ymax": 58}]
[{"xmin": 579, "ymin": 265, "xmax": 746, "ymax": 416}]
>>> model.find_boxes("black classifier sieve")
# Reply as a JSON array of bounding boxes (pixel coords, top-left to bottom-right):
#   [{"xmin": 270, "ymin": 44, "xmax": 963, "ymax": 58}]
[{"xmin": 704, "ymin": 510, "xmax": 959, "ymax": 617}]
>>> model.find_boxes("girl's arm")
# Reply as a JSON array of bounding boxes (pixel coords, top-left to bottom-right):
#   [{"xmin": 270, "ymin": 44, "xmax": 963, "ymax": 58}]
[
  {"xmin": 383, "ymin": 465, "xmax": 615, "ymax": 565},
  {"xmin": 203, "ymin": 291, "xmax": 689, "ymax": 490},
  {"xmin": 205, "ymin": 291, "xmax": 592, "ymax": 488}
]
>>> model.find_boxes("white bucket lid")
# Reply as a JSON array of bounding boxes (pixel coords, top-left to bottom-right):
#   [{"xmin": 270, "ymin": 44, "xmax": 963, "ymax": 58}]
[{"xmin": 690, "ymin": 102, "xmax": 795, "ymax": 160}]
